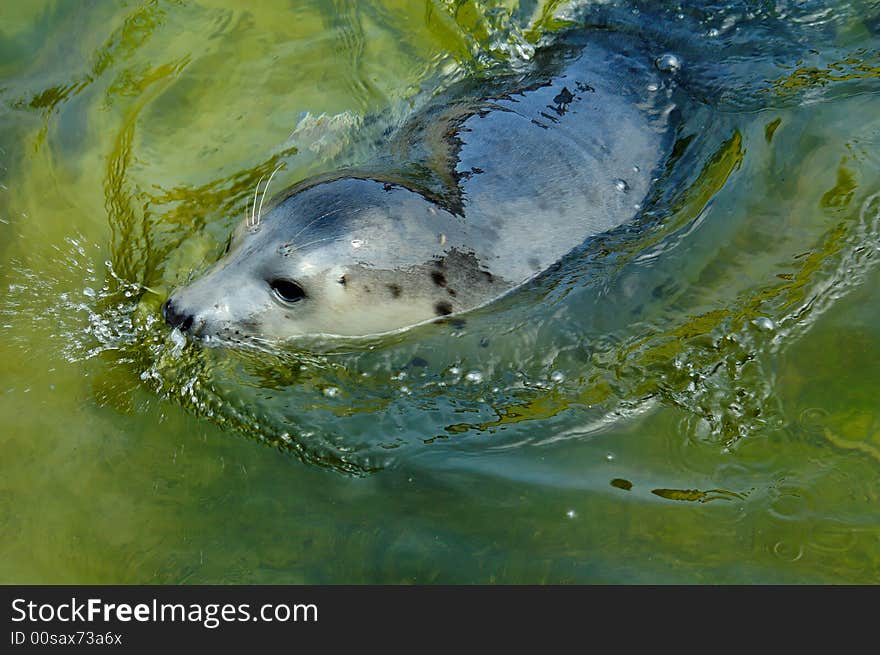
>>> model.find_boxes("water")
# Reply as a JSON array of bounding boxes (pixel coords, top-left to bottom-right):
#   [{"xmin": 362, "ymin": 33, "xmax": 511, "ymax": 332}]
[{"xmin": 1, "ymin": 0, "xmax": 879, "ymax": 583}]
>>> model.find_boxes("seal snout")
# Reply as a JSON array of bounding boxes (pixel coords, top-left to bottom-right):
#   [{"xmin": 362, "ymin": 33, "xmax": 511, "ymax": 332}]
[{"xmin": 162, "ymin": 298, "xmax": 194, "ymax": 332}]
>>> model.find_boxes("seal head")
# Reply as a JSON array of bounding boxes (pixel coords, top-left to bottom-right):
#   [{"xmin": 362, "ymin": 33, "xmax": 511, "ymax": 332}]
[{"xmin": 163, "ymin": 176, "xmax": 508, "ymax": 341}]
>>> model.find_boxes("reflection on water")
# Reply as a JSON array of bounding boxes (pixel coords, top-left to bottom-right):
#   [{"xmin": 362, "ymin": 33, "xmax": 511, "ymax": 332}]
[{"xmin": 1, "ymin": 0, "xmax": 879, "ymax": 583}]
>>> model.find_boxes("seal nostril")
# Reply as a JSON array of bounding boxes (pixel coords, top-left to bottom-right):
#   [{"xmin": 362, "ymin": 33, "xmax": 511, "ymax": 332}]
[{"xmin": 162, "ymin": 299, "xmax": 194, "ymax": 332}]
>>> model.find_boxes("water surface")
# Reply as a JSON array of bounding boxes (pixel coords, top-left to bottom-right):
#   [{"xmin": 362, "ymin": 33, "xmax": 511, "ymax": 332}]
[{"xmin": 1, "ymin": 0, "xmax": 880, "ymax": 583}]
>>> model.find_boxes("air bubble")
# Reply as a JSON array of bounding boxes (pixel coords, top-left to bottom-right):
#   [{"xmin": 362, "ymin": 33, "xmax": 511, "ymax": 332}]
[
  {"xmin": 322, "ymin": 386, "xmax": 339, "ymax": 398},
  {"xmin": 566, "ymin": 509, "xmax": 577, "ymax": 519},
  {"xmin": 465, "ymin": 370, "xmax": 483, "ymax": 383},
  {"xmin": 550, "ymin": 371, "xmax": 564, "ymax": 383},
  {"xmin": 614, "ymin": 179, "xmax": 630, "ymax": 193},
  {"xmin": 773, "ymin": 541, "xmax": 804, "ymax": 562},
  {"xmin": 655, "ymin": 53, "xmax": 682, "ymax": 73},
  {"xmin": 752, "ymin": 316, "xmax": 775, "ymax": 331}
]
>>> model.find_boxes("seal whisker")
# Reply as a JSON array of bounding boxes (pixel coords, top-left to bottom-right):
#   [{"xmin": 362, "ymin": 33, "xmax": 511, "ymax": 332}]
[
  {"xmin": 250, "ymin": 173, "xmax": 266, "ymax": 228},
  {"xmin": 285, "ymin": 234, "xmax": 348, "ymax": 256},
  {"xmin": 257, "ymin": 163, "xmax": 285, "ymax": 227},
  {"xmin": 291, "ymin": 205, "xmax": 365, "ymax": 242},
  {"xmin": 290, "ymin": 212, "xmax": 337, "ymax": 243}
]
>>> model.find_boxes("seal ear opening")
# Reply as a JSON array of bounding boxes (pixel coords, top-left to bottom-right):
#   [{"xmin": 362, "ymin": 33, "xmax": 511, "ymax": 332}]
[{"xmin": 270, "ymin": 278, "xmax": 307, "ymax": 304}]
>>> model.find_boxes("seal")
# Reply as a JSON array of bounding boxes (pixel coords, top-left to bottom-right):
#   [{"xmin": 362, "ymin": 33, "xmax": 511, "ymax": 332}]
[{"xmin": 163, "ymin": 31, "xmax": 673, "ymax": 343}]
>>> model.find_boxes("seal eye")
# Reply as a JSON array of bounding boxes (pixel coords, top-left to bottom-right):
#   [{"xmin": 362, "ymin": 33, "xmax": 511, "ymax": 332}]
[{"xmin": 270, "ymin": 278, "xmax": 306, "ymax": 303}]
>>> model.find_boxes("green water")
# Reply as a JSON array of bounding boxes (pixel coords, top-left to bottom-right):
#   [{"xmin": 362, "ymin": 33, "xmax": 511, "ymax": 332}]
[{"xmin": 2, "ymin": 0, "xmax": 880, "ymax": 583}]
